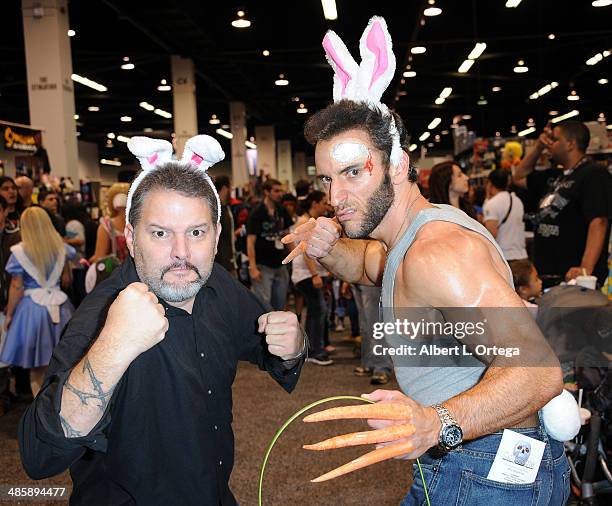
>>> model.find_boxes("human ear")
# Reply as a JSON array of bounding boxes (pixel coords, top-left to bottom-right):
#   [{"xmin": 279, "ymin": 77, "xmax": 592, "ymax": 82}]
[{"xmin": 125, "ymin": 223, "xmax": 135, "ymax": 258}]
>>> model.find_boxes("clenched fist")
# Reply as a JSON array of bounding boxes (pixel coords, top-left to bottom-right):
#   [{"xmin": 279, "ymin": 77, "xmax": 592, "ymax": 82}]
[
  {"xmin": 258, "ymin": 311, "xmax": 304, "ymax": 361},
  {"xmin": 102, "ymin": 282, "xmax": 169, "ymax": 360},
  {"xmin": 281, "ymin": 217, "xmax": 342, "ymax": 264}
]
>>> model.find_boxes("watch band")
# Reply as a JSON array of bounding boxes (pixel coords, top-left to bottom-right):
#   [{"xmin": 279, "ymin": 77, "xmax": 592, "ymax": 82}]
[{"xmin": 432, "ymin": 404, "xmax": 458, "ymax": 426}]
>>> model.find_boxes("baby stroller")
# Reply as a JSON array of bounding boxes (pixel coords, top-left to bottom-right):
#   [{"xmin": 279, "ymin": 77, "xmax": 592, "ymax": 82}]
[{"xmin": 537, "ymin": 285, "xmax": 612, "ymax": 505}]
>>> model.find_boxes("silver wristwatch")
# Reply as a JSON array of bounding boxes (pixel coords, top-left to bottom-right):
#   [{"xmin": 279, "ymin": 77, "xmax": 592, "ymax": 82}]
[{"xmin": 432, "ymin": 404, "xmax": 463, "ymax": 451}]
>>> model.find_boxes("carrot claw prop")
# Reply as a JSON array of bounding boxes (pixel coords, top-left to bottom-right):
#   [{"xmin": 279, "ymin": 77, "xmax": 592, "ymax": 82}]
[{"xmin": 258, "ymin": 396, "xmax": 430, "ymax": 506}]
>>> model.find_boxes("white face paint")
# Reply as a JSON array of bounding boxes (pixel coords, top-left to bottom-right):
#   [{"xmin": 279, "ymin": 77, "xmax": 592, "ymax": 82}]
[{"xmin": 331, "ymin": 142, "xmax": 369, "ymax": 164}]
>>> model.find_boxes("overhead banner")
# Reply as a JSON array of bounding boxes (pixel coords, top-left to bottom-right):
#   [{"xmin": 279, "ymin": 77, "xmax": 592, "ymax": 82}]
[{"xmin": 2, "ymin": 122, "xmax": 40, "ymax": 152}]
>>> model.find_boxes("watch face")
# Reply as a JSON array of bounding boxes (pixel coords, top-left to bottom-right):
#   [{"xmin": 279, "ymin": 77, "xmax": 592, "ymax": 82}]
[{"xmin": 441, "ymin": 424, "xmax": 463, "ymax": 449}]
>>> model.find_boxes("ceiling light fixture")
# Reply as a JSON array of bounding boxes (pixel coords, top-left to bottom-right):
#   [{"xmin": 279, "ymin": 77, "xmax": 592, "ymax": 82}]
[
  {"xmin": 428, "ymin": 117, "xmax": 442, "ymax": 130},
  {"xmin": 477, "ymin": 95, "xmax": 488, "ymax": 105},
  {"xmin": 518, "ymin": 127, "xmax": 535, "ymax": 137},
  {"xmin": 275, "ymin": 73, "xmax": 289, "ymax": 86},
  {"xmin": 424, "ymin": 0, "xmax": 442, "ymax": 16},
  {"xmin": 567, "ymin": 90, "xmax": 580, "ymax": 101},
  {"xmin": 411, "ymin": 46, "xmax": 426, "ymax": 54},
  {"xmin": 467, "ymin": 42, "xmax": 487, "ymax": 60},
  {"xmin": 592, "ymin": 0, "xmax": 612, "ymax": 6},
  {"xmin": 262, "ymin": 49, "xmax": 270, "ymax": 56},
  {"xmin": 441, "ymin": 130, "xmax": 449, "ymax": 135},
  {"xmin": 100, "ymin": 159, "xmax": 121, "ymax": 166},
  {"xmin": 73, "ymin": 114, "xmax": 79, "ymax": 120},
  {"xmin": 598, "ymin": 78, "xmax": 608, "ymax": 84},
  {"xmin": 121, "ymin": 63, "xmax": 135, "ymax": 70},
  {"xmin": 321, "ymin": 0, "xmax": 338, "ymax": 20},
  {"xmin": 492, "ymin": 86, "xmax": 502, "ymax": 92},
  {"xmin": 139, "ymin": 101, "xmax": 155, "ymax": 111},
  {"xmin": 549, "ymin": 111, "xmax": 559, "ymax": 116},
  {"xmin": 245, "ymin": 140, "xmax": 257, "ymax": 149},
  {"xmin": 513, "ymin": 60, "xmax": 529, "ymax": 73},
  {"xmin": 120, "ymin": 116, "xmax": 132, "ymax": 122},
  {"xmin": 505, "ymin": 0, "xmax": 522, "ymax": 7},
  {"xmin": 87, "ymin": 106, "xmax": 100, "ymax": 112},
  {"xmin": 107, "ymin": 132, "xmax": 116, "ymax": 139},
  {"xmin": 67, "ymin": 29, "xmax": 75, "ymax": 37},
  {"xmin": 403, "ymin": 70, "xmax": 417, "ymax": 78},
  {"xmin": 117, "ymin": 135, "xmax": 130, "ymax": 143},
  {"xmin": 216, "ymin": 128, "xmax": 233, "ymax": 140},
  {"xmin": 297, "ymin": 103, "xmax": 308, "ymax": 114},
  {"xmin": 409, "ymin": 144, "xmax": 417, "ymax": 152},
  {"xmin": 157, "ymin": 79, "xmax": 171, "ymax": 91},
  {"xmin": 458, "ymin": 59, "xmax": 474, "ymax": 73},
  {"xmin": 548, "ymin": 33, "xmax": 556, "ymax": 40},
  {"xmin": 551, "ymin": 110, "xmax": 579, "ymax": 123},
  {"xmin": 462, "ymin": 115, "xmax": 472, "ymax": 120},
  {"xmin": 154, "ymin": 108, "xmax": 173, "ymax": 118},
  {"xmin": 439, "ymin": 87, "xmax": 453, "ymax": 99},
  {"xmin": 586, "ymin": 50, "xmax": 610, "ymax": 66},
  {"xmin": 528, "ymin": 81, "xmax": 559, "ymax": 100},
  {"xmin": 231, "ymin": 10, "xmax": 251, "ymax": 28},
  {"xmin": 209, "ymin": 114, "xmax": 220, "ymax": 125},
  {"xmin": 72, "ymin": 74, "xmax": 108, "ymax": 92},
  {"xmin": 419, "ymin": 131, "xmax": 431, "ymax": 141},
  {"xmin": 434, "ymin": 97, "xmax": 445, "ymax": 105}
]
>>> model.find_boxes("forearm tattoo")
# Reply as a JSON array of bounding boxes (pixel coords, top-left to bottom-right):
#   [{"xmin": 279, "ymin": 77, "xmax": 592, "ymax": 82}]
[{"xmin": 59, "ymin": 413, "xmax": 84, "ymax": 438}]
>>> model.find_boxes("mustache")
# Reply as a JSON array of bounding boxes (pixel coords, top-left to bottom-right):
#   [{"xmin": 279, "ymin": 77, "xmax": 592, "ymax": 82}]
[{"xmin": 161, "ymin": 261, "xmax": 202, "ymax": 279}]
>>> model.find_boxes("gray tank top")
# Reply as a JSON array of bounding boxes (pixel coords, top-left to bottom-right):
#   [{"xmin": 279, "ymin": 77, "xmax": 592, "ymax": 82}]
[{"xmin": 381, "ymin": 204, "xmax": 513, "ymax": 406}]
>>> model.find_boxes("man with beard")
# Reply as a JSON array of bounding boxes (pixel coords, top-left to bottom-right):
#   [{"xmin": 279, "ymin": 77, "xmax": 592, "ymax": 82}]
[
  {"xmin": 19, "ymin": 136, "xmax": 306, "ymax": 505},
  {"xmin": 282, "ymin": 99, "xmax": 568, "ymax": 504}
]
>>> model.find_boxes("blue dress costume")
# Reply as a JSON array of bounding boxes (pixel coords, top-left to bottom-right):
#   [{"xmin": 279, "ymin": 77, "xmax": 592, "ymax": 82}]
[{"xmin": 0, "ymin": 244, "xmax": 75, "ymax": 368}]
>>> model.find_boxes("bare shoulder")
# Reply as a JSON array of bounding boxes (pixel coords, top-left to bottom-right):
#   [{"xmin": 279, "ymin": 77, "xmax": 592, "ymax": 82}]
[{"xmin": 401, "ymin": 222, "xmax": 519, "ymax": 307}]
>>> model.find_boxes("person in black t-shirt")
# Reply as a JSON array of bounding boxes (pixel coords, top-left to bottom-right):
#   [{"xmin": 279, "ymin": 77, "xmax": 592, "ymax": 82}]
[
  {"xmin": 514, "ymin": 120, "xmax": 611, "ymax": 286},
  {"xmin": 213, "ymin": 175, "xmax": 237, "ymax": 276},
  {"xmin": 247, "ymin": 178, "xmax": 293, "ymax": 310}
]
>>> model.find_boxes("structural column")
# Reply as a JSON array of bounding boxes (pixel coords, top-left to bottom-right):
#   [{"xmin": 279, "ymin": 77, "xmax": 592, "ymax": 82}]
[
  {"xmin": 230, "ymin": 102, "xmax": 248, "ymax": 188},
  {"xmin": 277, "ymin": 140, "xmax": 293, "ymax": 190},
  {"xmin": 171, "ymin": 55, "xmax": 198, "ymax": 157},
  {"xmin": 22, "ymin": 0, "xmax": 78, "ymax": 181},
  {"xmin": 254, "ymin": 125, "xmax": 276, "ymax": 179},
  {"xmin": 293, "ymin": 151, "xmax": 306, "ymax": 183}
]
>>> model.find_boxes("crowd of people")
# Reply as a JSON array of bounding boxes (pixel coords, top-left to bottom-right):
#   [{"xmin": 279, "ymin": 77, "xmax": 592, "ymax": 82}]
[{"xmin": 0, "ymin": 119, "xmax": 610, "ymax": 418}]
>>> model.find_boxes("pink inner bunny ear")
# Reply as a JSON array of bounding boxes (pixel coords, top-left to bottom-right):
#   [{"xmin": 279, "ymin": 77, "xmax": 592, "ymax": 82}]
[
  {"xmin": 323, "ymin": 33, "xmax": 352, "ymax": 96},
  {"xmin": 366, "ymin": 20, "xmax": 389, "ymax": 90}
]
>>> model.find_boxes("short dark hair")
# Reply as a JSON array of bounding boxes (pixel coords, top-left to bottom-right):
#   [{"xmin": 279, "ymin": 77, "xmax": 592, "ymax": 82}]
[
  {"xmin": 0, "ymin": 176, "xmax": 16, "ymax": 189},
  {"xmin": 488, "ymin": 169, "xmax": 509, "ymax": 191},
  {"xmin": 0, "ymin": 195, "xmax": 7, "ymax": 210},
  {"xmin": 294, "ymin": 179, "xmax": 311, "ymax": 198},
  {"xmin": 214, "ymin": 175, "xmax": 231, "ymax": 192},
  {"xmin": 263, "ymin": 178, "xmax": 282, "ymax": 193},
  {"xmin": 38, "ymin": 188, "xmax": 57, "ymax": 204},
  {"xmin": 305, "ymin": 190, "xmax": 326, "ymax": 211},
  {"xmin": 557, "ymin": 120, "xmax": 590, "ymax": 153},
  {"xmin": 509, "ymin": 259, "xmax": 535, "ymax": 289},
  {"xmin": 281, "ymin": 193, "xmax": 297, "ymax": 204},
  {"xmin": 128, "ymin": 162, "xmax": 219, "ymax": 228},
  {"xmin": 304, "ymin": 100, "xmax": 417, "ymax": 182}
]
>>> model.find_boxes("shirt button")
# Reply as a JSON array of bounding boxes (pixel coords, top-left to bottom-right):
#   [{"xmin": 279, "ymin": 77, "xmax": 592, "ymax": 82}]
[
  {"xmin": 214, "ymin": 425, "xmax": 218, "ymax": 430},
  {"xmin": 208, "ymin": 390, "xmax": 212, "ymax": 395},
  {"xmin": 219, "ymin": 460, "xmax": 223, "ymax": 466},
  {"xmin": 200, "ymin": 353, "xmax": 205, "ymax": 358}
]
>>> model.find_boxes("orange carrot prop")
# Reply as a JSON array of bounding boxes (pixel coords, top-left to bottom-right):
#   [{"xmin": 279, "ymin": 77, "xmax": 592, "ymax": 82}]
[
  {"xmin": 280, "ymin": 218, "xmax": 316, "ymax": 264},
  {"xmin": 303, "ymin": 401, "xmax": 415, "ymax": 482},
  {"xmin": 303, "ymin": 423, "xmax": 415, "ymax": 450},
  {"xmin": 303, "ymin": 402, "xmax": 411, "ymax": 422},
  {"xmin": 311, "ymin": 440, "xmax": 414, "ymax": 482}
]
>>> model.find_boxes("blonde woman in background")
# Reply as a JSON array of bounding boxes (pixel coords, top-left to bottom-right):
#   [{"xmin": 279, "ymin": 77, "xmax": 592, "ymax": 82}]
[
  {"xmin": 0, "ymin": 207, "xmax": 75, "ymax": 395},
  {"xmin": 89, "ymin": 182, "xmax": 129, "ymax": 264}
]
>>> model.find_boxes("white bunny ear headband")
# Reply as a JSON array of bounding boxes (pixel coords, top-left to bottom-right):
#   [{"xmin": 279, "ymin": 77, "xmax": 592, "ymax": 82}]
[
  {"xmin": 322, "ymin": 16, "xmax": 402, "ymax": 167},
  {"xmin": 126, "ymin": 135, "xmax": 225, "ymax": 224}
]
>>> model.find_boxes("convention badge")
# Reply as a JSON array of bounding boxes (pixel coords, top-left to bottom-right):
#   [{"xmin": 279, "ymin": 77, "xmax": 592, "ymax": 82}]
[{"xmin": 486, "ymin": 429, "xmax": 545, "ymax": 484}]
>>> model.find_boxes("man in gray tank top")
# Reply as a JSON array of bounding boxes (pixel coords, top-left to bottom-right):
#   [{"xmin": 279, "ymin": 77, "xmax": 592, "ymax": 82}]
[{"xmin": 283, "ymin": 100, "xmax": 569, "ymax": 504}]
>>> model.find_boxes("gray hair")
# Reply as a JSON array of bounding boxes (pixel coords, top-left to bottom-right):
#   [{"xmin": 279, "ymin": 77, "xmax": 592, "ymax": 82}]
[{"xmin": 128, "ymin": 161, "xmax": 219, "ymax": 228}]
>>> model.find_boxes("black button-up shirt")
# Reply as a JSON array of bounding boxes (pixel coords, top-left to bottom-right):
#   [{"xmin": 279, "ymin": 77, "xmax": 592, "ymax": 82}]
[{"xmin": 19, "ymin": 257, "xmax": 303, "ymax": 505}]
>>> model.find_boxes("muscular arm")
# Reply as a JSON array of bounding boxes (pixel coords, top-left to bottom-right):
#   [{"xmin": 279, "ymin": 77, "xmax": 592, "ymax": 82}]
[
  {"xmin": 5, "ymin": 274, "xmax": 24, "ymax": 321},
  {"xmin": 59, "ymin": 328, "xmax": 133, "ymax": 437},
  {"xmin": 319, "ymin": 239, "xmax": 386, "ymax": 286},
  {"xmin": 406, "ymin": 231, "xmax": 562, "ymax": 441},
  {"xmin": 483, "ymin": 219, "xmax": 499, "ymax": 239}
]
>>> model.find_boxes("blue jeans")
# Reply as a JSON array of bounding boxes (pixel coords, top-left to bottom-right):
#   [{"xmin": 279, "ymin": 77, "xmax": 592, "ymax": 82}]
[
  {"xmin": 251, "ymin": 264, "xmax": 289, "ymax": 311},
  {"xmin": 403, "ymin": 420, "xmax": 571, "ymax": 505}
]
